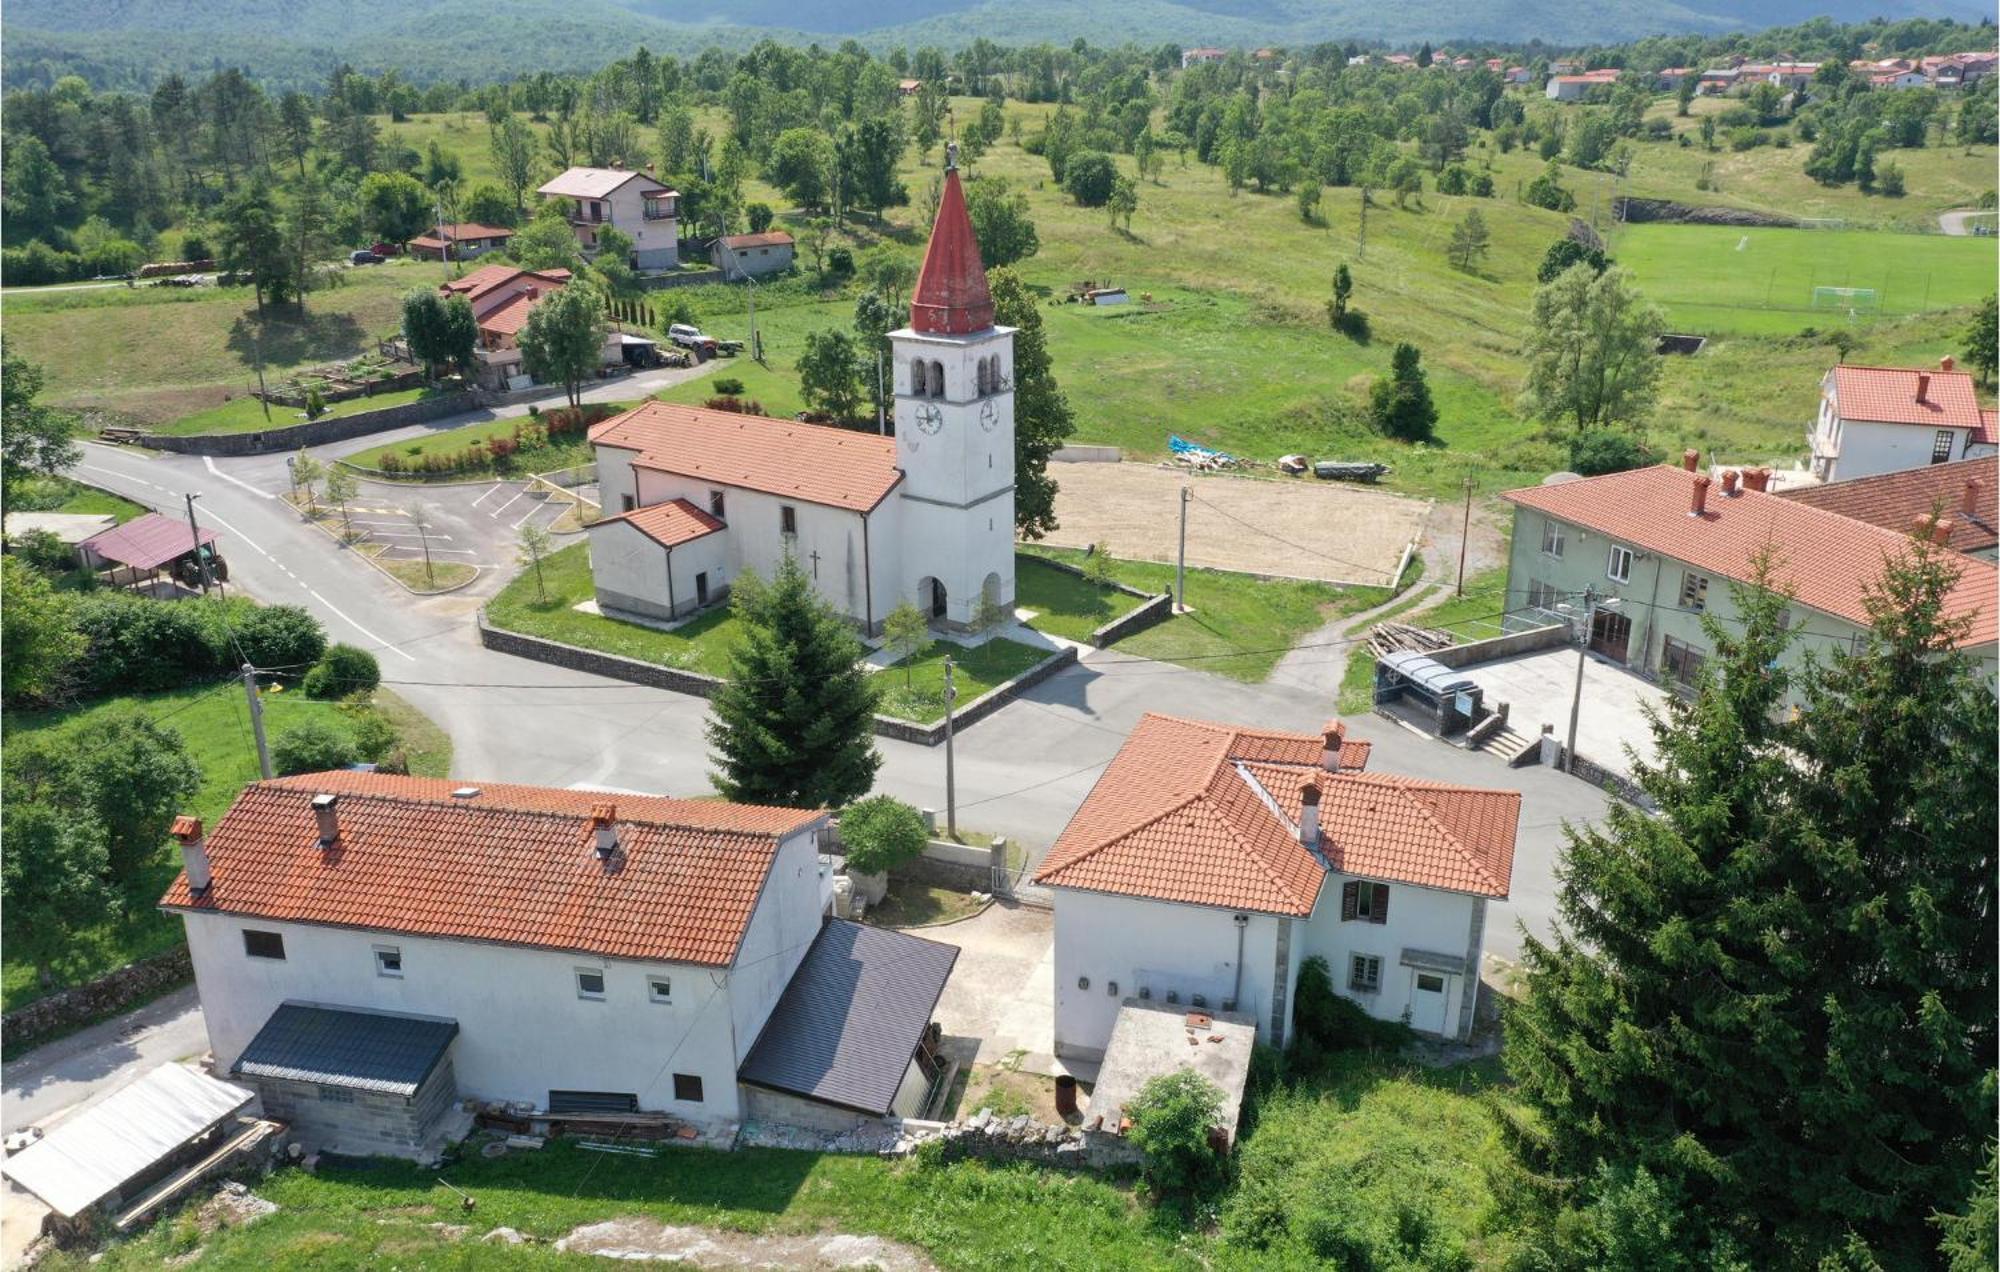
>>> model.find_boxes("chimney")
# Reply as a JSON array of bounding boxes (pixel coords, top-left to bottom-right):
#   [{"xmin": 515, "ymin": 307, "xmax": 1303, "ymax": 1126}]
[
  {"xmin": 1963, "ymin": 478, "xmax": 1983, "ymax": 518},
  {"xmin": 1743, "ymin": 467, "xmax": 1772, "ymax": 493},
  {"xmin": 591, "ymin": 802, "xmax": 621, "ymax": 859},
  {"xmin": 1721, "ymin": 468, "xmax": 1741, "ymax": 496},
  {"xmin": 1911, "ymin": 513, "xmax": 1956, "ymax": 545},
  {"xmin": 1916, "ymin": 372, "xmax": 1931, "ymax": 404},
  {"xmin": 1320, "ymin": 722, "xmax": 1347, "ymax": 773},
  {"xmin": 1690, "ymin": 474, "xmax": 1711, "ymax": 517},
  {"xmin": 1298, "ymin": 783, "xmax": 1321, "ymax": 849},
  {"xmin": 312, "ymin": 794, "xmax": 340, "ymax": 848},
  {"xmin": 1941, "ymin": 354, "xmax": 1955, "ymax": 372},
  {"xmin": 1682, "ymin": 448, "xmax": 1700, "ymax": 473},
  {"xmin": 524, "ymin": 285, "xmax": 538, "ymax": 301},
  {"xmin": 172, "ymin": 816, "xmax": 211, "ymax": 894}
]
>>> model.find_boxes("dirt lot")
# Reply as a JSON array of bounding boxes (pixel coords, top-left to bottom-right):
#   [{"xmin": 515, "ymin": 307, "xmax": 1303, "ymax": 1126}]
[{"xmin": 1041, "ymin": 461, "xmax": 1429, "ymax": 587}]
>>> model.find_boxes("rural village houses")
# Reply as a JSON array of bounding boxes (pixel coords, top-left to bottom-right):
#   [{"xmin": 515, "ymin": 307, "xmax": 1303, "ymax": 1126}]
[
  {"xmin": 162, "ymin": 773, "xmax": 959, "ymax": 1157},
  {"xmin": 1035, "ymin": 715, "xmax": 1520, "ymax": 1057},
  {"xmin": 536, "ymin": 164, "xmax": 680, "ymax": 272},
  {"xmin": 437, "ymin": 263, "xmax": 641, "ymax": 391},
  {"xmin": 1778, "ymin": 454, "xmax": 1997, "ymax": 560},
  {"xmin": 585, "ymin": 158, "xmax": 1016, "ymax": 634},
  {"xmin": 1809, "ymin": 359, "xmax": 1996, "ymax": 483}
]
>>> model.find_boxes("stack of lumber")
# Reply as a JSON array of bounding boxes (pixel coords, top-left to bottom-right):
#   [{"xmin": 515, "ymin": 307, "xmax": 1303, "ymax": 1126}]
[{"xmin": 1366, "ymin": 622, "xmax": 1454, "ymax": 659}]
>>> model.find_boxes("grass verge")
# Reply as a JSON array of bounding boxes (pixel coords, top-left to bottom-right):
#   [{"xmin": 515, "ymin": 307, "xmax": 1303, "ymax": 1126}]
[
  {"xmin": 1013, "ymin": 553, "xmax": 1150, "ymax": 643},
  {"xmin": 157, "ymin": 384, "xmax": 445, "ymax": 437},
  {"xmin": 875, "ymin": 637, "xmax": 1050, "ymax": 724},
  {"xmin": 486, "ymin": 542, "xmax": 745, "ymax": 677},
  {"xmin": 864, "ymin": 881, "xmax": 989, "ymax": 928}
]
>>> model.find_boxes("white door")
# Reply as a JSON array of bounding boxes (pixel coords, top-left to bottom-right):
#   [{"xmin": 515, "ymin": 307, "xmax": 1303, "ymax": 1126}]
[{"xmin": 1413, "ymin": 971, "xmax": 1452, "ymax": 1035}]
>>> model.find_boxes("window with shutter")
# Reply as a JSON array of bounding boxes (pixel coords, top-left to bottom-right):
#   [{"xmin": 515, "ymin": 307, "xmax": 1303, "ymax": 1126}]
[
  {"xmin": 1340, "ymin": 880, "xmax": 1359, "ymax": 921},
  {"xmin": 1371, "ymin": 883, "xmax": 1390, "ymax": 924}
]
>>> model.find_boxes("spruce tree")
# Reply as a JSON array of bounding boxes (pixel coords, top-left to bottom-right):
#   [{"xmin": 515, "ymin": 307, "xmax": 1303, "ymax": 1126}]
[
  {"xmin": 707, "ymin": 554, "xmax": 881, "ymax": 808},
  {"xmin": 1502, "ymin": 559, "xmax": 1807, "ymax": 1263}
]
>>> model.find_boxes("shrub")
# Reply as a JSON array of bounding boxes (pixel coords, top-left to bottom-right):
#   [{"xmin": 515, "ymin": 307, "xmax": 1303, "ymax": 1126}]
[
  {"xmin": 304, "ymin": 643, "xmax": 381, "ymax": 698},
  {"xmin": 838, "ymin": 795, "xmax": 929, "ymax": 876},
  {"xmin": 345, "ymin": 705, "xmax": 400, "ymax": 761},
  {"xmin": 1292, "ymin": 955, "xmax": 1416, "ymax": 1056},
  {"xmin": 704, "ymin": 395, "xmax": 768, "ymax": 415},
  {"xmin": 1062, "ymin": 151, "xmax": 1118, "ymax": 206},
  {"xmin": 2, "ymin": 241, "xmax": 84, "ymax": 286},
  {"xmin": 1125, "ymin": 1069, "xmax": 1227, "ymax": 1201},
  {"xmin": 272, "ymin": 716, "xmax": 360, "ymax": 775},
  {"xmin": 11, "ymin": 528, "xmax": 77, "ymax": 578},
  {"xmin": 73, "ymin": 594, "xmax": 229, "ymax": 694},
  {"xmin": 826, "ymin": 247, "xmax": 854, "ymax": 277},
  {"xmin": 228, "ymin": 603, "xmax": 327, "ymax": 671},
  {"xmin": 712, "ymin": 376, "xmax": 747, "ymax": 396},
  {"xmin": 1568, "ymin": 430, "xmax": 1655, "ymax": 476}
]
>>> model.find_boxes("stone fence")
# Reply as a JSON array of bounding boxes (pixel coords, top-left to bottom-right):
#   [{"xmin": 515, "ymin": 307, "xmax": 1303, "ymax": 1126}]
[
  {"xmin": 2, "ymin": 946, "xmax": 193, "ymax": 1054},
  {"xmin": 885, "ymin": 1110, "xmax": 1143, "ymax": 1171},
  {"xmin": 477, "ymin": 611, "xmax": 1077, "ymax": 747},
  {"xmin": 137, "ymin": 390, "xmax": 486, "ymax": 457}
]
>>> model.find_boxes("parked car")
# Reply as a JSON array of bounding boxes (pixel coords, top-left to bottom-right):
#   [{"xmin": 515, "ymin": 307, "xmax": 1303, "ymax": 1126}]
[
  {"xmin": 666, "ymin": 323, "xmax": 719, "ymax": 358},
  {"xmin": 350, "ymin": 249, "xmax": 383, "ymax": 266}
]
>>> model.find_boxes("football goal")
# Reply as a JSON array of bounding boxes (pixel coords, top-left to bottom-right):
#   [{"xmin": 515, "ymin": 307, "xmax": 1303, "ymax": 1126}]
[{"xmin": 1812, "ymin": 285, "xmax": 1880, "ymax": 314}]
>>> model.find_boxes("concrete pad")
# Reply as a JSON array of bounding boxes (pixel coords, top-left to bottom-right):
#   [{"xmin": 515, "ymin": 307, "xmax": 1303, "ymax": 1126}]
[
  {"xmin": 922, "ymin": 904, "xmax": 1060, "ymax": 1074},
  {"xmin": 1458, "ymin": 645, "xmax": 1668, "ymax": 777},
  {"xmin": 1085, "ymin": 1000, "xmax": 1257, "ymax": 1143}
]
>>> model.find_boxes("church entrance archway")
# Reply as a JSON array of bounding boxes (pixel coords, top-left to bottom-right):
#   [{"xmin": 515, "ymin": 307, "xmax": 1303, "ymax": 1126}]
[{"xmin": 928, "ymin": 577, "xmax": 948, "ymax": 619}]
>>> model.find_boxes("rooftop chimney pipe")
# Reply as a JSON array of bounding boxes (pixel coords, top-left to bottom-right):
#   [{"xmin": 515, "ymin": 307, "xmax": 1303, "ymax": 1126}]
[
  {"xmin": 312, "ymin": 794, "xmax": 340, "ymax": 848},
  {"xmin": 1743, "ymin": 467, "xmax": 1772, "ymax": 493},
  {"xmin": 591, "ymin": 802, "xmax": 621, "ymax": 859},
  {"xmin": 1941, "ymin": 354, "xmax": 1956, "ymax": 372},
  {"xmin": 1721, "ymin": 469, "xmax": 1741, "ymax": 496},
  {"xmin": 1916, "ymin": 372, "xmax": 1931, "ymax": 403},
  {"xmin": 172, "ymin": 815, "xmax": 211, "ymax": 894},
  {"xmin": 1682, "ymin": 448, "xmax": 1700, "ymax": 473},
  {"xmin": 1964, "ymin": 478, "xmax": 1983, "ymax": 518},
  {"xmin": 1321, "ymin": 722, "xmax": 1347, "ymax": 773},
  {"xmin": 1690, "ymin": 475, "xmax": 1711, "ymax": 517},
  {"xmin": 1298, "ymin": 783, "xmax": 1321, "ymax": 850}
]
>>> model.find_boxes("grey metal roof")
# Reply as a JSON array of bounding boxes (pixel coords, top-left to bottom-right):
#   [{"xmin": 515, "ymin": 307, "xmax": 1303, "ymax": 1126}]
[
  {"xmin": 1378, "ymin": 650, "xmax": 1479, "ymax": 696},
  {"xmin": 233, "ymin": 1002, "xmax": 458, "ymax": 1097},
  {"xmin": 1399, "ymin": 947, "xmax": 1469, "ymax": 975},
  {"xmin": 2, "ymin": 1064, "xmax": 253, "ymax": 1218},
  {"xmin": 738, "ymin": 919, "xmax": 959, "ymax": 1116}
]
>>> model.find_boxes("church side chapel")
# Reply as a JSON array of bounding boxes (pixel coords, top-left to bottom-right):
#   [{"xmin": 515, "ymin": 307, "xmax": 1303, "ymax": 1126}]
[{"xmin": 585, "ymin": 150, "xmax": 1018, "ymax": 636}]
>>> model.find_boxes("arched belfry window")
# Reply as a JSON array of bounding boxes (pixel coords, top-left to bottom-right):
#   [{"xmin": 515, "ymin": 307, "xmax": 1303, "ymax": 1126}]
[
  {"xmin": 928, "ymin": 360, "xmax": 946, "ymax": 398},
  {"xmin": 909, "ymin": 360, "xmax": 929, "ymax": 397}
]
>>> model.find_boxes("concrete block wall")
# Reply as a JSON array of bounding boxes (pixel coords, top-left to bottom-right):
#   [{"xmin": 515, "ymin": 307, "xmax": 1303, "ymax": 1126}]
[{"xmin": 249, "ymin": 1056, "xmax": 458, "ymax": 1157}]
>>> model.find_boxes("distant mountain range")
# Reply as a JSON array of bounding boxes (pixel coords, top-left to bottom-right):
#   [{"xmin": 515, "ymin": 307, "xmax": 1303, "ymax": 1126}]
[{"xmin": 6, "ymin": 0, "xmax": 1990, "ymax": 91}]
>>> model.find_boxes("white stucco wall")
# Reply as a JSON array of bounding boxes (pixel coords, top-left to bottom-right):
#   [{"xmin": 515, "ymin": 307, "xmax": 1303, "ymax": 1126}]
[
  {"xmin": 178, "ymin": 825, "xmax": 828, "ymax": 1128},
  {"xmin": 1295, "ymin": 875, "xmax": 1482, "ymax": 1040},
  {"xmin": 1051, "ymin": 890, "xmax": 1286, "ymax": 1062},
  {"xmin": 1817, "ymin": 381, "xmax": 1973, "ymax": 482},
  {"xmin": 587, "ymin": 517, "xmax": 730, "ymax": 620}
]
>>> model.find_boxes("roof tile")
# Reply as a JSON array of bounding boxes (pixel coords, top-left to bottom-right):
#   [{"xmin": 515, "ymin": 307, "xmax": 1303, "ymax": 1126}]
[
  {"xmin": 1779, "ymin": 456, "xmax": 1997, "ymax": 556},
  {"xmin": 594, "ymin": 497, "xmax": 727, "ymax": 548},
  {"xmin": 592, "ymin": 401, "xmax": 901, "ymax": 512},
  {"xmin": 1831, "ymin": 365, "xmax": 1983, "ymax": 429}
]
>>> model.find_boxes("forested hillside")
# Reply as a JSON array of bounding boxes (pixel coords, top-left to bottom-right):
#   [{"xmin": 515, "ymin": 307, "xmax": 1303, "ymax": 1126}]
[{"xmin": 5, "ymin": 0, "xmax": 1992, "ymax": 90}]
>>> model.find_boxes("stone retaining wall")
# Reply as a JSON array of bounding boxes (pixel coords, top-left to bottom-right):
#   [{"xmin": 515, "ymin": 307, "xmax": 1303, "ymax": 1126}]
[
  {"xmin": 137, "ymin": 391, "xmax": 487, "ymax": 457},
  {"xmin": 2, "ymin": 946, "xmax": 192, "ymax": 1053},
  {"xmin": 1021, "ymin": 554, "xmax": 1173, "ymax": 648},
  {"xmin": 476, "ymin": 611, "xmax": 1077, "ymax": 747},
  {"xmin": 886, "ymin": 1110, "xmax": 1143, "ymax": 1171},
  {"xmin": 1050, "ymin": 445, "xmax": 1121, "ymax": 463},
  {"xmin": 889, "ymin": 839, "xmax": 1007, "ymax": 892}
]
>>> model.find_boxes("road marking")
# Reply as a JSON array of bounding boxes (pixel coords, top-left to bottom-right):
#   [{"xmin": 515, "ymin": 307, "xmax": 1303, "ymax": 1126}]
[
  {"xmin": 80, "ymin": 464, "xmax": 171, "ymax": 494},
  {"xmin": 489, "ymin": 487, "xmax": 530, "ymax": 518},
  {"xmin": 366, "ymin": 530, "xmax": 455, "ymax": 541},
  {"xmin": 203, "ymin": 456, "xmax": 277, "ymax": 499},
  {"xmin": 304, "ymin": 589, "xmax": 420, "ymax": 661},
  {"xmin": 471, "ymin": 483, "xmax": 505, "ymax": 509},
  {"xmin": 511, "ymin": 500, "xmax": 551, "ymax": 529},
  {"xmin": 190, "ymin": 506, "xmax": 271, "ymax": 560}
]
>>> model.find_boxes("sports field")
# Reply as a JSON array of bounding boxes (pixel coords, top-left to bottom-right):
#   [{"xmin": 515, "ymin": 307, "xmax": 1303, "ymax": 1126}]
[{"xmin": 1611, "ymin": 223, "xmax": 1996, "ymax": 336}]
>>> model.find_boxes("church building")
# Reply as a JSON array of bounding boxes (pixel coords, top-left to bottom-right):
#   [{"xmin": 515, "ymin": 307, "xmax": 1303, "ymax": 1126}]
[{"xmin": 585, "ymin": 156, "xmax": 1017, "ymax": 635}]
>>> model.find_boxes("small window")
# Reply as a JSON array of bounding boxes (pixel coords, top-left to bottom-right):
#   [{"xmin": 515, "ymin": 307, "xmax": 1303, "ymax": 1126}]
[
  {"xmin": 1349, "ymin": 955, "xmax": 1382, "ymax": 993},
  {"xmin": 621, "ymin": 494, "xmax": 636, "ymax": 512},
  {"xmin": 1541, "ymin": 519, "xmax": 1565, "ymax": 558},
  {"xmin": 1678, "ymin": 571, "xmax": 1710, "ymax": 611},
  {"xmin": 1416, "ymin": 972, "xmax": 1446, "ymax": 993},
  {"xmin": 1662, "ymin": 635, "xmax": 1707, "ymax": 688},
  {"xmin": 1606, "ymin": 546, "xmax": 1633, "ymax": 584},
  {"xmin": 576, "ymin": 968, "xmax": 606, "ymax": 1000},
  {"xmin": 243, "ymin": 929, "xmax": 285, "ymax": 960},
  {"xmin": 317, "ymin": 1085, "xmax": 355, "ymax": 1103},
  {"xmin": 1932, "ymin": 430, "xmax": 1955, "ymax": 464},
  {"xmin": 374, "ymin": 945, "xmax": 402, "ymax": 978},
  {"xmin": 1341, "ymin": 880, "xmax": 1390, "ymax": 924},
  {"xmin": 780, "ymin": 505, "xmax": 797, "ymax": 536},
  {"xmin": 673, "ymin": 1073, "xmax": 704, "ymax": 1103},
  {"xmin": 1527, "ymin": 579, "xmax": 1558, "ymax": 610},
  {"xmin": 648, "ymin": 976, "xmax": 673, "ymax": 1004},
  {"xmin": 708, "ymin": 490, "xmax": 725, "ymax": 519}
]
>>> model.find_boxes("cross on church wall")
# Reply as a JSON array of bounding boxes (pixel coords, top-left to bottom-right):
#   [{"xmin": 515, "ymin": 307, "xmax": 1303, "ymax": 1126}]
[{"xmin": 808, "ymin": 548, "xmax": 821, "ymax": 579}]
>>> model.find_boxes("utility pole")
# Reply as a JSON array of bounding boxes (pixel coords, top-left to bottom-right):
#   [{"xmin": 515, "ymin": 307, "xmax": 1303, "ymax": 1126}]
[
  {"xmin": 1456, "ymin": 475, "xmax": 1473, "ymax": 596},
  {"xmin": 253, "ymin": 323, "xmax": 271, "ymax": 422},
  {"xmin": 1563, "ymin": 588, "xmax": 1618, "ymax": 774},
  {"xmin": 1175, "ymin": 485, "xmax": 1191, "ymax": 612},
  {"xmin": 242, "ymin": 663, "xmax": 273, "ymax": 779},
  {"xmin": 942, "ymin": 656, "xmax": 958, "ymax": 839},
  {"xmin": 184, "ymin": 492, "xmax": 213, "ymax": 596},
  {"xmin": 1357, "ymin": 184, "xmax": 1370, "ymax": 259}
]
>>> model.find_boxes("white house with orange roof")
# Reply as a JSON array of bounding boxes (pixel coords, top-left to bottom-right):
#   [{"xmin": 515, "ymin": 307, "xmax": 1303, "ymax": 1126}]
[
  {"xmin": 536, "ymin": 164, "xmax": 679, "ymax": 271},
  {"xmin": 585, "ymin": 153, "xmax": 1016, "ymax": 634},
  {"xmin": 1810, "ymin": 358, "xmax": 1990, "ymax": 483},
  {"xmin": 1034, "ymin": 715, "xmax": 1519, "ymax": 1059},
  {"xmin": 162, "ymin": 773, "xmax": 959, "ymax": 1155},
  {"xmin": 438, "ymin": 264, "xmax": 631, "ymax": 390}
]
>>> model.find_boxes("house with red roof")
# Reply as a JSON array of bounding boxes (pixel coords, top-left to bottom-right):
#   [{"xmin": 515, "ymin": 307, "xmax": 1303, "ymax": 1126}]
[
  {"xmin": 1810, "ymin": 357, "xmax": 1990, "ymax": 482},
  {"xmin": 1034, "ymin": 714, "xmax": 1519, "ymax": 1058},
  {"xmin": 162, "ymin": 772, "xmax": 960, "ymax": 1154},
  {"xmin": 1499, "ymin": 456, "xmax": 1997, "ymax": 698},
  {"xmin": 438, "ymin": 264, "xmax": 639, "ymax": 390},
  {"xmin": 587, "ymin": 152, "xmax": 1017, "ymax": 634},
  {"xmin": 1779, "ymin": 455, "xmax": 1998, "ymax": 560},
  {"xmin": 407, "ymin": 221, "xmax": 513, "ymax": 262}
]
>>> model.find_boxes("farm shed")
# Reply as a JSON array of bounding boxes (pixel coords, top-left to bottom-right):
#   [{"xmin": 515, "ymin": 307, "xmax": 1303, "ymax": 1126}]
[{"xmin": 231, "ymin": 1002, "xmax": 461, "ymax": 1159}]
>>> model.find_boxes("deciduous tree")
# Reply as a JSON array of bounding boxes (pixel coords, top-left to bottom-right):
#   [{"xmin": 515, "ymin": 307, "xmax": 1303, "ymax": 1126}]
[
  {"xmin": 964, "ymin": 177, "xmax": 1039, "ymax": 268},
  {"xmin": 1, "ymin": 354, "xmax": 79, "ymax": 510},
  {"xmin": 1519, "ymin": 264, "xmax": 1663, "ymax": 434},
  {"xmin": 1, "ymin": 557, "xmax": 83, "ymax": 705},
  {"xmin": 1962, "ymin": 293, "xmax": 1997, "ymax": 386},
  {"xmin": 517, "ymin": 279, "xmax": 606, "ymax": 407},
  {"xmin": 1446, "ymin": 207, "xmax": 1490, "ymax": 272},
  {"xmin": 489, "ymin": 114, "xmax": 541, "ymax": 213},
  {"xmin": 989, "ymin": 268, "xmax": 1076, "ymax": 539},
  {"xmin": 797, "ymin": 328, "xmax": 865, "ymax": 422}
]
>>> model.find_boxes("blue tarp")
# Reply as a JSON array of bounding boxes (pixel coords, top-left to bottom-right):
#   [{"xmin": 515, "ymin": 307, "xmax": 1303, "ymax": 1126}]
[{"xmin": 1169, "ymin": 435, "xmax": 1232, "ymax": 463}]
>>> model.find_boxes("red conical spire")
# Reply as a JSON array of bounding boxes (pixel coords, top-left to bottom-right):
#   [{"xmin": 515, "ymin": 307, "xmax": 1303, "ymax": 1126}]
[{"xmin": 909, "ymin": 160, "xmax": 993, "ymax": 335}]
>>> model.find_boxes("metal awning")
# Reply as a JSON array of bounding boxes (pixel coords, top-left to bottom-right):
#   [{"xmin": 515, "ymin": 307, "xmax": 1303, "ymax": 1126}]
[
  {"xmin": 738, "ymin": 919, "xmax": 958, "ymax": 1116},
  {"xmin": 2, "ymin": 1064, "xmax": 253, "ymax": 1218},
  {"xmin": 233, "ymin": 1002, "xmax": 458, "ymax": 1097},
  {"xmin": 78, "ymin": 512, "xmax": 216, "ymax": 572},
  {"xmin": 1377, "ymin": 650, "xmax": 1479, "ymax": 697},
  {"xmin": 1399, "ymin": 948, "xmax": 1469, "ymax": 975}
]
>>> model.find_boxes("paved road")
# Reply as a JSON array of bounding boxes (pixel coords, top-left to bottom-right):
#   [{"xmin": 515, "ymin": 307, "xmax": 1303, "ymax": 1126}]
[
  {"xmin": 2, "ymin": 986, "xmax": 206, "ymax": 1132},
  {"xmin": 20, "ymin": 440, "xmax": 1610, "ymax": 1124},
  {"xmin": 1938, "ymin": 209, "xmax": 1996, "ymax": 237}
]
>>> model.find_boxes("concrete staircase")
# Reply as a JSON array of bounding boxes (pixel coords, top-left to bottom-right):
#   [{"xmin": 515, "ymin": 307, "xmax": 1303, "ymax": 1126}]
[{"xmin": 1468, "ymin": 714, "xmax": 1538, "ymax": 766}]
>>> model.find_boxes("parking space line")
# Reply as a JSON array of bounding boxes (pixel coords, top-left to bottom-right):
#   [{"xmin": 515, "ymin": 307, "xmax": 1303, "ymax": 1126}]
[
  {"xmin": 488, "ymin": 487, "xmax": 531, "ymax": 518},
  {"xmin": 511, "ymin": 499, "xmax": 551, "ymax": 529},
  {"xmin": 470, "ymin": 483, "xmax": 505, "ymax": 509}
]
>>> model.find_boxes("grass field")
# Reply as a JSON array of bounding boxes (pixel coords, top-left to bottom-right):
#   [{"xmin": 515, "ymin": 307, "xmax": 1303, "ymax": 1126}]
[
  {"xmin": 0, "ymin": 685, "xmax": 449, "ymax": 1012},
  {"xmin": 875, "ymin": 637, "xmax": 1051, "ymax": 724},
  {"xmin": 340, "ymin": 405, "xmax": 628, "ymax": 473},
  {"xmin": 9, "ymin": 476, "xmax": 151, "ymax": 524},
  {"xmin": 1610, "ymin": 222, "xmax": 1995, "ymax": 335},
  {"xmin": 157, "ymin": 384, "xmax": 445, "ymax": 436},
  {"xmin": 1013, "ymin": 554, "xmax": 1151, "ymax": 642}
]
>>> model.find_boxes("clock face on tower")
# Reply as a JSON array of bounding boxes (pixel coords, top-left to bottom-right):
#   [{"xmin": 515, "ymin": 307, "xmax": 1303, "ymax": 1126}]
[
  {"xmin": 979, "ymin": 399, "xmax": 997, "ymax": 432},
  {"xmin": 915, "ymin": 403, "xmax": 945, "ymax": 435}
]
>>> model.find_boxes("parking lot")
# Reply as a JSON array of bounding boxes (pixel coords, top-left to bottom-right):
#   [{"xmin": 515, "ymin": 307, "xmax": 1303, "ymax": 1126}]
[{"xmin": 335, "ymin": 476, "xmax": 584, "ymax": 594}]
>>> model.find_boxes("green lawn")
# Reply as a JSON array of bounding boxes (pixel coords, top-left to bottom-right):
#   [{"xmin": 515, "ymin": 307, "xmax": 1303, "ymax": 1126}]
[
  {"xmin": 1014, "ymin": 553, "xmax": 1150, "ymax": 643},
  {"xmin": 1418, "ymin": 565, "xmax": 1515, "ymax": 642},
  {"xmin": 0, "ymin": 685, "xmax": 449, "ymax": 1012},
  {"xmin": 487, "ymin": 542, "xmax": 747, "ymax": 676},
  {"xmin": 1022, "ymin": 544, "xmax": 1389, "ymax": 682},
  {"xmin": 1611, "ymin": 222, "xmax": 1995, "ymax": 336},
  {"xmin": 8, "ymin": 476, "xmax": 150, "ymax": 524},
  {"xmin": 157, "ymin": 384, "xmax": 445, "ymax": 437},
  {"xmin": 47, "ymin": 1049, "xmax": 1517, "ymax": 1272},
  {"xmin": 875, "ymin": 636, "xmax": 1050, "ymax": 723},
  {"xmin": 339, "ymin": 405, "xmax": 629, "ymax": 474}
]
